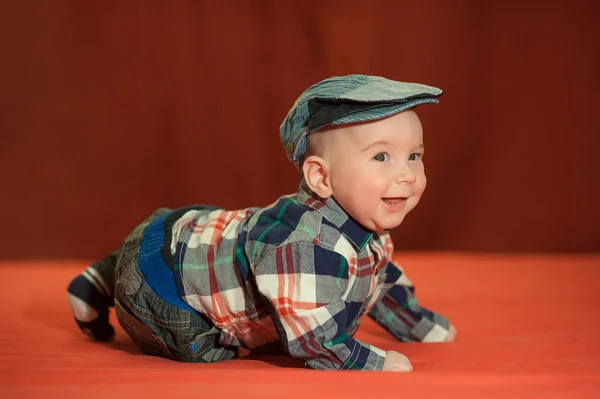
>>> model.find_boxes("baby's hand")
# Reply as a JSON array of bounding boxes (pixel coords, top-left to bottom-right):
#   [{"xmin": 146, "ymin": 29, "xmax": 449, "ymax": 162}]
[
  {"xmin": 382, "ymin": 350, "xmax": 413, "ymax": 372},
  {"xmin": 444, "ymin": 324, "xmax": 457, "ymax": 342}
]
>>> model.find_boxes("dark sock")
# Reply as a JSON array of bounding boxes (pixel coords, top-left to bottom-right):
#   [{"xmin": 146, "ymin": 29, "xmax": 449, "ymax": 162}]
[{"xmin": 67, "ymin": 253, "xmax": 117, "ymax": 342}]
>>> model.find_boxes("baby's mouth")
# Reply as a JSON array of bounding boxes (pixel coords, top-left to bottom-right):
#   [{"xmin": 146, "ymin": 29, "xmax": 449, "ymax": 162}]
[{"xmin": 382, "ymin": 197, "xmax": 408, "ymax": 207}]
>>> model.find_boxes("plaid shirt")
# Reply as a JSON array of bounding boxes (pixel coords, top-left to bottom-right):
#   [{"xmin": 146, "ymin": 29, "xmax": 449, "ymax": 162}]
[{"xmin": 160, "ymin": 179, "xmax": 449, "ymax": 370}]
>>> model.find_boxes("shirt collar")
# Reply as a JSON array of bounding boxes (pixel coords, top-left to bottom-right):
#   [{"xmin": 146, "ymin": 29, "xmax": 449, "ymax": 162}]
[{"xmin": 297, "ymin": 178, "xmax": 373, "ymax": 251}]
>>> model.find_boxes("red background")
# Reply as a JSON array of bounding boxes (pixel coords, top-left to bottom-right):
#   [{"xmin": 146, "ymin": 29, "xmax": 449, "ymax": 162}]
[{"xmin": 1, "ymin": 0, "xmax": 599, "ymax": 258}]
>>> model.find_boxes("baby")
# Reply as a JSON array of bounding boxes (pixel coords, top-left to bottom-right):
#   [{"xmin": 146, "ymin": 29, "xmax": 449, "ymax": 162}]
[{"xmin": 67, "ymin": 74, "xmax": 456, "ymax": 372}]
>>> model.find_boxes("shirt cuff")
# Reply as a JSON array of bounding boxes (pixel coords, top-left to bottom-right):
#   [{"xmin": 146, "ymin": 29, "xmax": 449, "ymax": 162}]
[
  {"xmin": 361, "ymin": 344, "xmax": 386, "ymax": 371},
  {"xmin": 409, "ymin": 311, "xmax": 450, "ymax": 342},
  {"xmin": 304, "ymin": 341, "xmax": 387, "ymax": 371}
]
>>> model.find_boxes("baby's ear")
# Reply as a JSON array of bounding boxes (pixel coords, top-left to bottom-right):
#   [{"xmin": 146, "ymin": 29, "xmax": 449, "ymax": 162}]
[{"xmin": 302, "ymin": 155, "xmax": 333, "ymax": 198}]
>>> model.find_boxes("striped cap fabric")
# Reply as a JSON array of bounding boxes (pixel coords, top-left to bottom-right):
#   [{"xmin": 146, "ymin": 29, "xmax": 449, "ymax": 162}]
[{"xmin": 279, "ymin": 74, "xmax": 442, "ymax": 167}]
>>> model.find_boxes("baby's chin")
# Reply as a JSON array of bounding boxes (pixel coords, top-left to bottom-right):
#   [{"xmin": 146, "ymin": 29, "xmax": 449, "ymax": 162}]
[
  {"xmin": 364, "ymin": 214, "xmax": 408, "ymax": 232},
  {"xmin": 376, "ymin": 220, "xmax": 406, "ymax": 232}
]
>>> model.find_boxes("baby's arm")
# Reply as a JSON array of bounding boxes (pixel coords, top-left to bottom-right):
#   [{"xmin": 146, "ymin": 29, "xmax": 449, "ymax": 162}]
[
  {"xmin": 368, "ymin": 262, "xmax": 455, "ymax": 342},
  {"xmin": 369, "ymin": 234, "xmax": 456, "ymax": 343},
  {"xmin": 253, "ymin": 242, "xmax": 410, "ymax": 371}
]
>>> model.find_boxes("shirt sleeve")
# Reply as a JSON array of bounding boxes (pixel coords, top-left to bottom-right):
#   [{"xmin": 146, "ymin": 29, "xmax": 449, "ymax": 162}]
[
  {"xmin": 367, "ymin": 233, "xmax": 451, "ymax": 342},
  {"xmin": 253, "ymin": 241, "xmax": 387, "ymax": 371}
]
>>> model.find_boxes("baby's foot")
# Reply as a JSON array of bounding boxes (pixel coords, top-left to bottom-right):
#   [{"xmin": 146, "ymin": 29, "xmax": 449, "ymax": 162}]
[{"xmin": 67, "ymin": 268, "xmax": 115, "ymax": 341}]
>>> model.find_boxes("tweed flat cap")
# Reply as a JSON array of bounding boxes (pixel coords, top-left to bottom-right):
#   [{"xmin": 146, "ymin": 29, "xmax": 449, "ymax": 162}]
[{"xmin": 280, "ymin": 74, "xmax": 442, "ymax": 167}]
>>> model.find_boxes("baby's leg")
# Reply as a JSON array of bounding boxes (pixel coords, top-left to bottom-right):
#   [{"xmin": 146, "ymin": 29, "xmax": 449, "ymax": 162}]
[
  {"xmin": 109, "ymin": 207, "xmax": 238, "ymax": 363},
  {"xmin": 66, "ymin": 250, "xmax": 118, "ymax": 341},
  {"xmin": 66, "ymin": 208, "xmax": 171, "ymax": 342}
]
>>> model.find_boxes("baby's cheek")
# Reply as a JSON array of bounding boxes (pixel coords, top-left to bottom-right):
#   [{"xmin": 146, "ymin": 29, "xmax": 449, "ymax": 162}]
[{"xmin": 417, "ymin": 173, "xmax": 427, "ymax": 195}]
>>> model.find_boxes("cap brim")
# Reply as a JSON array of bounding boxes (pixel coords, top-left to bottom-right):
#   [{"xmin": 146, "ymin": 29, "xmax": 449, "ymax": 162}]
[{"xmin": 330, "ymin": 97, "xmax": 440, "ymax": 127}]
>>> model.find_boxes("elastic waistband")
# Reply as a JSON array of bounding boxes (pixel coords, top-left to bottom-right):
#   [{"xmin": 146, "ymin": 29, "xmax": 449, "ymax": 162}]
[{"xmin": 137, "ymin": 209, "xmax": 197, "ymax": 313}]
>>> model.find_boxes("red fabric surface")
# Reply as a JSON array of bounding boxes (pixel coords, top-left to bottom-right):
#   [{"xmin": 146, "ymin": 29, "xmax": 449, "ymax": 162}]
[{"xmin": 1, "ymin": 253, "xmax": 599, "ymax": 398}]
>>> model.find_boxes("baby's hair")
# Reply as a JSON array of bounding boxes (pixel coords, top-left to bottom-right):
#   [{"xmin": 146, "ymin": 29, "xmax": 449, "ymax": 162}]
[
  {"xmin": 299, "ymin": 130, "xmax": 326, "ymax": 169},
  {"xmin": 299, "ymin": 123, "xmax": 342, "ymax": 168}
]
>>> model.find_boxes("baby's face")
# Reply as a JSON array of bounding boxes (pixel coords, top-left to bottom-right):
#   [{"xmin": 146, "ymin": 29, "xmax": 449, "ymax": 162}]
[{"xmin": 322, "ymin": 110, "xmax": 427, "ymax": 231}]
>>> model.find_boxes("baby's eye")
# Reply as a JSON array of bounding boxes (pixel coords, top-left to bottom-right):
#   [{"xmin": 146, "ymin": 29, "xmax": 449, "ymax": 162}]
[
  {"xmin": 408, "ymin": 153, "xmax": 422, "ymax": 161},
  {"xmin": 373, "ymin": 153, "xmax": 389, "ymax": 162}
]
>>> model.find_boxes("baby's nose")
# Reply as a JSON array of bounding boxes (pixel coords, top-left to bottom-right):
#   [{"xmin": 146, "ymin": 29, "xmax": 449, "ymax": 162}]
[{"xmin": 396, "ymin": 164, "xmax": 416, "ymax": 184}]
